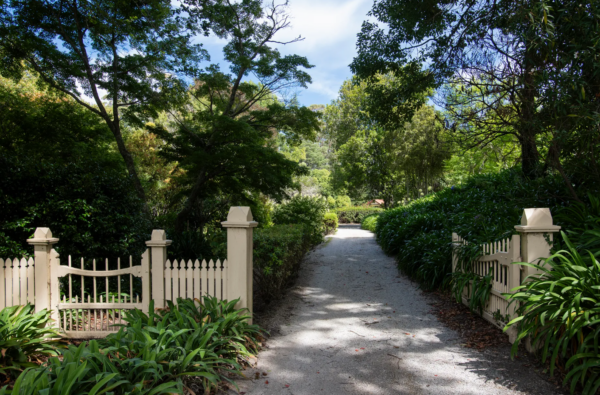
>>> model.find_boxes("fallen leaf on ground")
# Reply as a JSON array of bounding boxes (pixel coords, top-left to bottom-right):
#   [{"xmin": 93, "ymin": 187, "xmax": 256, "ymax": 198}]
[{"xmin": 265, "ymin": 380, "xmax": 269, "ymax": 384}]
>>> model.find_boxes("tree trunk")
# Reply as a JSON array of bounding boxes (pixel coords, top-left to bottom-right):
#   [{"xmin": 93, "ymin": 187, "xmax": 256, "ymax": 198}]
[
  {"xmin": 519, "ymin": 46, "xmax": 540, "ymax": 179},
  {"xmin": 108, "ymin": 121, "xmax": 148, "ymax": 205},
  {"xmin": 174, "ymin": 171, "xmax": 207, "ymax": 232}
]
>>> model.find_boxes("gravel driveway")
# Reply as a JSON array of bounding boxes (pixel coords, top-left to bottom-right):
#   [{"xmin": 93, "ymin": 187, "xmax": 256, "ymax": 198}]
[{"xmin": 228, "ymin": 225, "xmax": 564, "ymax": 395}]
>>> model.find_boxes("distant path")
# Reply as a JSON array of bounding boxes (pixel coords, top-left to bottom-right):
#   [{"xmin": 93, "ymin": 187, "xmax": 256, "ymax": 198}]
[{"xmin": 228, "ymin": 225, "xmax": 563, "ymax": 395}]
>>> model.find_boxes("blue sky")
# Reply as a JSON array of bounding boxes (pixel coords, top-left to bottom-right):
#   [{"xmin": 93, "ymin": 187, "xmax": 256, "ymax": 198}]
[{"xmin": 200, "ymin": 0, "xmax": 375, "ymax": 107}]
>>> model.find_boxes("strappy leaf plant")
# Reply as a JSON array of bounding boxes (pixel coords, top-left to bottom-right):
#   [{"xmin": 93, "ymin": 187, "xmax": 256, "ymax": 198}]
[
  {"xmin": 504, "ymin": 232, "xmax": 600, "ymax": 395},
  {"xmin": 0, "ymin": 304, "xmax": 63, "ymax": 379}
]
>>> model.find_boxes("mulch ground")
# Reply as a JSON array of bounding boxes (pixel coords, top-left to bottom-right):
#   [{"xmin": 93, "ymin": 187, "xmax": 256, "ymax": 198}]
[{"xmin": 426, "ymin": 290, "xmax": 511, "ymax": 351}]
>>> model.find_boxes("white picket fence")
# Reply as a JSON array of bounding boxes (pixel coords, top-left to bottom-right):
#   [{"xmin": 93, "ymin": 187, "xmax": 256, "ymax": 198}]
[
  {"xmin": 0, "ymin": 258, "xmax": 35, "ymax": 308},
  {"xmin": 452, "ymin": 208, "xmax": 561, "ymax": 343},
  {"xmin": 0, "ymin": 206, "xmax": 257, "ymax": 338}
]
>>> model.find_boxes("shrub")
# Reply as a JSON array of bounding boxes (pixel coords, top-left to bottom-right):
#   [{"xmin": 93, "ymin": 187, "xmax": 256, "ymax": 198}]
[
  {"xmin": 1, "ymin": 297, "xmax": 264, "ymax": 395},
  {"xmin": 505, "ymin": 233, "xmax": 600, "ymax": 395},
  {"xmin": 323, "ymin": 213, "xmax": 338, "ymax": 234},
  {"xmin": 272, "ymin": 196, "xmax": 328, "ymax": 246},
  {"xmin": 361, "ymin": 214, "xmax": 379, "ymax": 231},
  {"xmin": 374, "ymin": 169, "xmax": 567, "ymax": 290},
  {"xmin": 335, "ymin": 206, "xmax": 383, "ymax": 224},
  {"xmin": 253, "ymin": 225, "xmax": 311, "ymax": 301},
  {"xmin": 0, "ymin": 153, "xmax": 150, "ymax": 260},
  {"xmin": 335, "ymin": 195, "xmax": 352, "ymax": 208},
  {"xmin": 0, "ymin": 305, "xmax": 63, "ymax": 379}
]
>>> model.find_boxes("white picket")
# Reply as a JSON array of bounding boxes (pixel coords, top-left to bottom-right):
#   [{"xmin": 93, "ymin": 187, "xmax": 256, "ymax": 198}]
[
  {"xmin": 19, "ymin": 258, "xmax": 27, "ymax": 305},
  {"xmin": 200, "ymin": 260, "xmax": 209, "ymax": 296}
]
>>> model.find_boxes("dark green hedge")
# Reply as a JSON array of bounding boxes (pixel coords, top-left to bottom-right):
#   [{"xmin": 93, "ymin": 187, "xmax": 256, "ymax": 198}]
[
  {"xmin": 335, "ymin": 207, "xmax": 383, "ymax": 223},
  {"xmin": 374, "ymin": 169, "xmax": 568, "ymax": 291},
  {"xmin": 253, "ymin": 225, "xmax": 311, "ymax": 303}
]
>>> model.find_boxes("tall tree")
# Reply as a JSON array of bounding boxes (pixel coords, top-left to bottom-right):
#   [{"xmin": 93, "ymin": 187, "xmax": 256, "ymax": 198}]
[
  {"xmin": 351, "ymin": 0, "xmax": 557, "ymax": 178},
  {"xmin": 0, "ymin": 0, "xmax": 206, "ymax": 201},
  {"xmin": 157, "ymin": 0, "xmax": 320, "ymax": 231}
]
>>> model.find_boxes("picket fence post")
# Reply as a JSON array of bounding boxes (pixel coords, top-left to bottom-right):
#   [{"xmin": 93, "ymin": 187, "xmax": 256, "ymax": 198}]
[
  {"xmin": 27, "ymin": 228, "xmax": 59, "ymax": 314},
  {"xmin": 146, "ymin": 230, "xmax": 172, "ymax": 310},
  {"xmin": 514, "ymin": 208, "xmax": 561, "ymax": 280},
  {"xmin": 221, "ymin": 207, "xmax": 258, "ymax": 323}
]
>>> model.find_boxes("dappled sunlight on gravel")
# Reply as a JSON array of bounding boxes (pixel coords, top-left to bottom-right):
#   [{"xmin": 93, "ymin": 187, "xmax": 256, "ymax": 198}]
[{"xmin": 225, "ymin": 225, "xmax": 566, "ymax": 395}]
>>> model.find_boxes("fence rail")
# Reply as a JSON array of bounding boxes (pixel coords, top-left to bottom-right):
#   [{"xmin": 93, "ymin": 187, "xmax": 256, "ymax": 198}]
[
  {"xmin": 0, "ymin": 206, "xmax": 258, "ymax": 338},
  {"xmin": 452, "ymin": 208, "xmax": 561, "ymax": 344}
]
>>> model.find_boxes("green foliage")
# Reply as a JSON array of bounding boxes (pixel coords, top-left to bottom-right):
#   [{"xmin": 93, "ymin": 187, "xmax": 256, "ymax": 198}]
[
  {"xmin": 335, "ymin": 207, "xmax": 383, "ymax": 224},
  {"xmin": 0, "ymin": 0, "xmax": 207, "ymax": 200},
  {"xmin": 272, "ymin": 196, "xmax": 328, "ymax": 246},
  {"xmin": 0, "ymin": 305, "xmax": 62, "ymax": 379},
  {"xmin": 555, "ymin": 194, "xmax": 600, "ymax": 260},
  {"xmin": 323, "ymin": 213, "xmax": 338, "ymax": 234},
  {"xmin": 0, "ymin": 297, "xmax": 264, "ymax": 395},
  {"xmin": 505, "ymin": 233, "xmax": 600, "ymax": 395},
  {"xmin": 0, "ymin": 152, "xmax": 150, "ymax": 259},
  {"xmin": 0, "ymin": 76, "xmax": 149, "ymax": 259},
  {"xmin": 373, "ymin": 169, "xmax": 567, "ymax": 290},
  {"xmin": 335, "ymin": 196, "xmax": 352, "ymax": 208},
  {"xmin": 327, "ymin": 76, "xmax": 448, "ymax": 204},
  {"xmin": 153, "ymin": 0, "xmax": 319, "ymax": 232},
  {"xmin": 450, "ymin": 270, "xmax": 493, "ymax": 315},
  {"xmin": 253, "ymin": 225, "xmax": 312, "ymax": 302},
  {"xmin": 361, "ymin": 214, "xmax": 379, "ymax": 232}
]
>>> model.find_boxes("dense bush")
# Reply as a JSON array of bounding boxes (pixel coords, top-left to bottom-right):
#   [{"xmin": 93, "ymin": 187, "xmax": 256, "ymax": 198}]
[
  {"xmin": 505, "ymin": 233, "xmax": 600, "ymax": 395},
  {"xmin": 272, "ymin": 195, "xmax": 328, "ymax": 246},
  {"xmin": 253, "ymin": 225, "xmax": 312, "ymax": 301},
  {"xmin": 1, "ymin": 297, "xmax": 263, "ymax": 395},
  {"xmin": 361, "ymin": 213, "xmax": 379, "ymax": 232},
  {"xmin": 335, "ymin": 207, "xmax": 383, "ymax": 223},
  {"xmin": 0, "ymin": 305, "xmax": 62, "ymax": 379},
  {"xmin": 0, "ymin": 153, "xmax": 150, "ymax": 260},
  {"xmin": 323, "ymin": 212, "xmax": 338, "ymax": 234},
  {"xmin": 374, "ymin": 169, "xmax": 567, "ymax": 290}
]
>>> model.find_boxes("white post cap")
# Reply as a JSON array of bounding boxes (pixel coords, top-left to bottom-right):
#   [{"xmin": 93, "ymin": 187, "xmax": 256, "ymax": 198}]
[
  {"xmin": 222, "ymin": 207, "xmax": 259, "ymax": 228},
  {"xmin": 27, "ymin": 227, "xmax": 59, "ymax": 245},
  {"xmin": 514, "ymin": 208, "xmax": 561, "ymax": 233},
  {"xmin": 145, "ymin": 229, "xmax": 173, "ymax": 247}
]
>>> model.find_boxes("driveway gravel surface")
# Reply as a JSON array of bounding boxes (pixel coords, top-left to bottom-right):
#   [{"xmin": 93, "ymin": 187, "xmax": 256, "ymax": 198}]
[{"xmin": 227, "ymin": 225, "xmax": 565, "ymax": 395}]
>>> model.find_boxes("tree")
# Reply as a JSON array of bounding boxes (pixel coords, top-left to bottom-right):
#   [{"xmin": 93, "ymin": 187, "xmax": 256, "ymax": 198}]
[
  {"xmin": 0, "ymin": 0, "xmax": 206, "ymax": 201},
  {"xmin": 0, "ymin": 74, "xmax": 148, "ymax": 259},
  {"xmin": 351, "ymin": 0, "xmax": 562, "ymax": 178},
  {"xmin": 154, "ymin": 0, "xmax": 320, "ymax": 232},
  {"xmin": 333, "ymin": 105, "xmax": 448, "ymax": 206}
]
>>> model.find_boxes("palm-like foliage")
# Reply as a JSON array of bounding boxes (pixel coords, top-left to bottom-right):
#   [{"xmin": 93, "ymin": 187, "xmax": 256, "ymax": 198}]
[{"xmin": 505, "ymin": 233, "xmax": 600, "ymax": 395}]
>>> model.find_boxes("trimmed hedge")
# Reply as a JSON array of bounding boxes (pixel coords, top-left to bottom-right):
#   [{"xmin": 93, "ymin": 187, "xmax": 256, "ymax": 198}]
[
  {"xmin": 335, "ymin": 207, "xmax": 383, "ymax": 223},
  {"xmin": 361, "ymin": 214, "xmax": 379, "ymax": 232},
  {"xmin": 373, "ymin": 169, "xmax": 568, "ymax": 291},
  {"xmin": 323, "ymin": 212, "xmax": 338, "ymax": 234},
  {"xmin": 253, "ymin": 225, "xmax": 312, "ymax": 302}
]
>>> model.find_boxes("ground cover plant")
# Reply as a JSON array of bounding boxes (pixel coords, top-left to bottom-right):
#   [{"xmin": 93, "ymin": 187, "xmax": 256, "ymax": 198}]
[
  {"xmin": 372, "ymin": 169, "xmax": 568, "ymax": 290},
  {"xmin": 335, "ymin": 207, "xmax": 383, "ymax": 224},
  {"xmin": 505, "ymin": 232, "xmax": 600, "ymax": 395},
  {"xmin": 0, "ymin": 305, "xmax": 63, "ymax": 380},
  {"xmin": 0, "ymin": 297, "xmax": 263, "ymax": 395}
]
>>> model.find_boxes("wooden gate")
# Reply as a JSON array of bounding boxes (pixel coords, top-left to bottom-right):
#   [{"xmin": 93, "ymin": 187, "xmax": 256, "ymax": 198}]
[{"xmin": 50, "ymin": 250, "xmax": 150, "ymax": 339}]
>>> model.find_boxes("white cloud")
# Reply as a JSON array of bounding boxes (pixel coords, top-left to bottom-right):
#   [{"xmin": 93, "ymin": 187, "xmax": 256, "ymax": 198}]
[{"xmin": 199, "ymin": 0, "xmax": 374, "ymax": 106}]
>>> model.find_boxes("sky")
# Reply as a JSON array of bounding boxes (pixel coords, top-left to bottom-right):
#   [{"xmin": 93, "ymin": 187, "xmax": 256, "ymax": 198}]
[{"xmin": 200, "ymin": 0, "xmax": 375, "ymax": 107}]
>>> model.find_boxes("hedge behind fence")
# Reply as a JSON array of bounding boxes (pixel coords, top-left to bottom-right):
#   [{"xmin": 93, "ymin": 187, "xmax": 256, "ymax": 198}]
[
  {"xmin": 253, "ymin": 224, "xmax": 311, "ymax": 303},
  {"xmin": 335, "ymin": 207, "xmax": 383, "ymax": 223}
]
